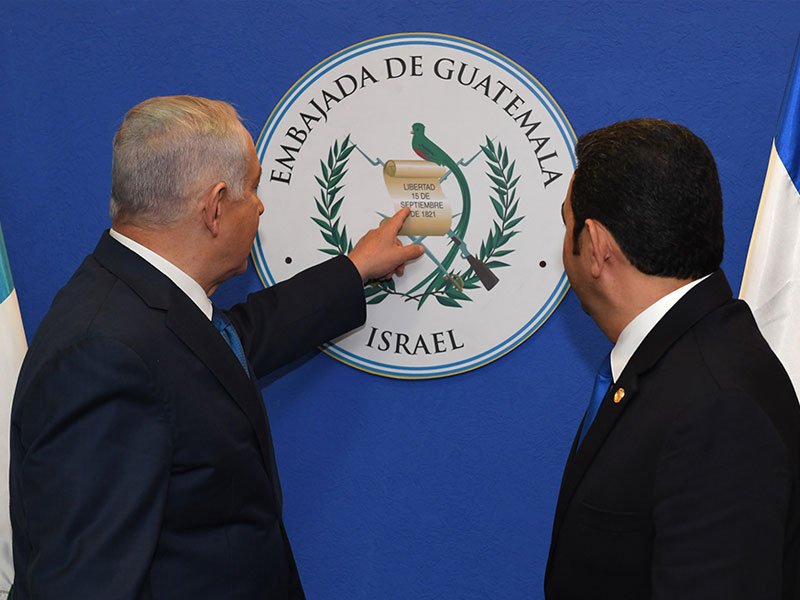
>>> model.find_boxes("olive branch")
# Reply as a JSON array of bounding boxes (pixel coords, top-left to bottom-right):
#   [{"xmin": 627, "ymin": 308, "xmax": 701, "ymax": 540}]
[
  {"xmin": 476, "ymin": 136, "xmax": 524, "ymax": 270},
  {"xmin": 429, "ymin": 137, "xmax": 523, "ymax": 307},
  {"xmin": 312, "ymin": 137, "xmax": 398, "ymax": 305},
  {"xmin": 312, "ymin": 135, "xmax": 355, "ymax": 256}
]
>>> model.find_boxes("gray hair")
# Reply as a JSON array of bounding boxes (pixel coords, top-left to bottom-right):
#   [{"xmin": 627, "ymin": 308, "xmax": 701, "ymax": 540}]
[{"xmin": 110, "ymin": 95, "xmax": 250, "ymax": 225}]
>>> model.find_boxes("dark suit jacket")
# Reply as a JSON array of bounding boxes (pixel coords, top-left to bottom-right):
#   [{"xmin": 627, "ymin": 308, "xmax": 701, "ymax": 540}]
[
  {"xmin": 545, "ymin": 270, "xmax": 800, "ymax": 599},
  {"xmin": 10, "ymin": 231, "xmax": 366, "ymax": 599}
]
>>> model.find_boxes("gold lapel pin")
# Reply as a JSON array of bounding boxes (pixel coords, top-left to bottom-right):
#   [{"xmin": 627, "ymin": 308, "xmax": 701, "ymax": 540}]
[{"xmin": 614, "ymin": 388, "xmax": 626, "ymax": 403}]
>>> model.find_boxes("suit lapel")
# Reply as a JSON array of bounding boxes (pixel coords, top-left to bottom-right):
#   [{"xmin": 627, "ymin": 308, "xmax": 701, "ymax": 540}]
[
  {"xmin": 548, "ymin": 270, "xmax": 734, "ymax": 568},
  {"xmin": 548, "ymin": 374, "xmax": 639, "ymax": 559},
  {"xmin": 92, "ymin": 231, "xmax": 282, "ymax": 507}
]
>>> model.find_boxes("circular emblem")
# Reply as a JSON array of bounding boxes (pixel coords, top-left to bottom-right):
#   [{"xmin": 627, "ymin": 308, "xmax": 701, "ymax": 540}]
[{"xmin": 253, "ymin": 33, "xmax": 575, "ymax": 378}]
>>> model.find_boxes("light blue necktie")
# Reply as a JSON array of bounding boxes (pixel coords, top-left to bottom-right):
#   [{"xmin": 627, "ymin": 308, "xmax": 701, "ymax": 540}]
[
  {"xmin": 212, "ymin": 306, "xmax": 250, "ymax": 376},
  {"xmin": 577, "ymin": 353, "xmax": 613, "ymax": 447}
]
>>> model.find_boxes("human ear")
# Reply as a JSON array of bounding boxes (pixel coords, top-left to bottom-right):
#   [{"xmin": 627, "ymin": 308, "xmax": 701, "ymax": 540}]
[
  {"xmin": 202, "ymin": 182, "xmax": 227, "ymax": 236},
  {"xmin": 584, "ymin": 219, "xmax": 612, "ymax": 278}
]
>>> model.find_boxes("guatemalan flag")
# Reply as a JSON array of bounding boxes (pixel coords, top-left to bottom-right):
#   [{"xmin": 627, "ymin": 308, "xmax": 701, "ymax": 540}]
[
  {"xmin": 740, "ymin": 34, "xmax": 800, "ymax": 398},
  {"xmin": 0, "ymin": 222, "xmax": 23, "ymax": 597}
]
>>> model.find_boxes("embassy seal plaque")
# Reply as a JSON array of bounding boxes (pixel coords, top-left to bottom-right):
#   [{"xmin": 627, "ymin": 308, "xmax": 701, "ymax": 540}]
[{"xmin": 253, "ymin": 33, "xmax": 575, "ymax": 378}]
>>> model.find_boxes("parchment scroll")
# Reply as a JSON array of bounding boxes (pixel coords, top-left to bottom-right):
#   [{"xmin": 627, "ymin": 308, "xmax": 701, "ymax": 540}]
[{"xmin": 383, "ymin": 160, "xmax": 452, "ymax": 236}]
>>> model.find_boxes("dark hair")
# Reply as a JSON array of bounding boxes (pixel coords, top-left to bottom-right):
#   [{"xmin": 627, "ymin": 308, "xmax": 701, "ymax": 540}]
[{"xmin": 570, "ymin": 118, "xmax": 723, "ymax": 279}]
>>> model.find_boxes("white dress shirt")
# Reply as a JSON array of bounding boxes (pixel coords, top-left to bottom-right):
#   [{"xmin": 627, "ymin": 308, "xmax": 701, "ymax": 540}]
[{"xmin": 109, "ymin": 229, "xmax": 213, "ymax": 321}]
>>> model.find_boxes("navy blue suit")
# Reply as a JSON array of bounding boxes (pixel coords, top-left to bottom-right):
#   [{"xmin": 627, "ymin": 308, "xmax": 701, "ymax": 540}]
[
  {"xmin": 10, "ymin": 232, "xmax": 366, "ymax": 599},
  {"xmin": 545, "ymin": 271, "xmax": 800, "ymax": 599}
]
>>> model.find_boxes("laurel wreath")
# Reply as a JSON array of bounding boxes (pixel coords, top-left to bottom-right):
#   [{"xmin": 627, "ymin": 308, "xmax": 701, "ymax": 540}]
[
  {"xmin": 311, "ymin": 135, "xmax": 356, "ymax": 256},
  {"xmin": 314, "ymin": 135, "xmax": 522, "ymax": 308},
  {"xmin": 457, "ymin": 137, "xmax": 524, "ymax": 288}
]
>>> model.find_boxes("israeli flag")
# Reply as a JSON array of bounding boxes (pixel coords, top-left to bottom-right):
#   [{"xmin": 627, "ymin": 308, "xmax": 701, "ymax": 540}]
[
  {"xmin": 0, "ymin": 222, "xmax": 24, "ymax": 597},
  {"xmin": 741, "ymin": 34, "xmax": 800, "ymax": 397}
]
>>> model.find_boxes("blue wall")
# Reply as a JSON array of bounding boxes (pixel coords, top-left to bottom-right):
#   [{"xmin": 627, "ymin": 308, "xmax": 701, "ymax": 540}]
[{"xmin": 3, "ymin": 2, "xmax": 799, "ymax": 597}]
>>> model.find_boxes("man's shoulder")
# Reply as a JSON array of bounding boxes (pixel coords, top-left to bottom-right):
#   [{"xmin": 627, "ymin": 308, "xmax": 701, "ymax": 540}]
[
  {"xmin": 689, "ymin": 295, "xmax": 787, "ymax": 385},
  {"xmin": 24, "ymin": 247, "xmax": 165, "ymax": 373},
  {"xmin": 654, "ymin": 272, "xmax": 784, "ymax": 393},
  {"xmin": 670, "ymin": 295, "xmax": 800, "ymax": 464}
]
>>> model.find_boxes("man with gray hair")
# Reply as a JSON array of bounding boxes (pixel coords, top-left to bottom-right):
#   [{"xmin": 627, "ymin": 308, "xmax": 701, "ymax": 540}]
[{"xmin": 10, "ymin": 95, "xmax": 422, "ymax": 599}]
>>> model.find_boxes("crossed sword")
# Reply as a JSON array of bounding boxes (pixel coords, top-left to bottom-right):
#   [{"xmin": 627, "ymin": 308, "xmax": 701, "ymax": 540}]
[{"xmin": 357, "ymin": 144, "xmax": 499, "ymax": 291}]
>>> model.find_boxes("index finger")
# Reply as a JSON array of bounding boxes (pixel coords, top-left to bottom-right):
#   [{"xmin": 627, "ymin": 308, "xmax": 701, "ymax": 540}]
[{"xmin": 383, "ymin": 206, "xmax": 412, "ymax": 234}]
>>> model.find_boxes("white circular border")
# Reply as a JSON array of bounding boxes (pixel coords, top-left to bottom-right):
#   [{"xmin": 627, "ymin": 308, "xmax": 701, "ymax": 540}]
[{"xmin": 252, "ymin": 33, "xmax": 575, "ymax": 379}]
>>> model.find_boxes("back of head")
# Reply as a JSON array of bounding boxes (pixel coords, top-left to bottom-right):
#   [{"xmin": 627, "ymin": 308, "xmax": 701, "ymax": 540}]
[
  {"xmin": 570, "ymin": 118, "xmax": 724, "ymax": 280},
  {"xmin": 110, "ymin": 95, "xmax": 248, "ymax": 226}
]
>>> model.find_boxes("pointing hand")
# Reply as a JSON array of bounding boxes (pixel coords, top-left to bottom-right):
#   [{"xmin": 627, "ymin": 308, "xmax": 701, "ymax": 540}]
[{"xmin": 348, "ymin": 207, "xmax": 424, "ymax": 282}]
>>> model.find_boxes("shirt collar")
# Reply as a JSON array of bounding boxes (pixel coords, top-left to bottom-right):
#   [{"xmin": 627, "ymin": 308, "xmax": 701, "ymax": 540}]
[
  {"xmin": 109, "ymin": 228, "xmax": 213, "ymax": 321},
  {"xmin": 610, "ymin": 274, "xmax": 711, "ymax": 381}
]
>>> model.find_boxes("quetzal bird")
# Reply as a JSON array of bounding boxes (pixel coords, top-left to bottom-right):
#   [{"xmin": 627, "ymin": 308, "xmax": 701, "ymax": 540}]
[{"xmin": 409, "ymin": 122, "xmax": 472, "ymax": 302}]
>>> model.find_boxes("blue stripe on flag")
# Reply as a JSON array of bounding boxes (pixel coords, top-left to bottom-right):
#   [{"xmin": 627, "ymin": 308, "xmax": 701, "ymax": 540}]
[
  {"xmin": 775, "ymin": 34, "xmax": 800, "ymax": 190},
  {"xmin": 0, "ymin": 223, "xmax": 14, "ymax": 304}
]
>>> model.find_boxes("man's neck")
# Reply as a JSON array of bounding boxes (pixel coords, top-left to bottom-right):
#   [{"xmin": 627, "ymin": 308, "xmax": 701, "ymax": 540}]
[
  {"xmin": 113, "ymin": 221, "xmax": 215, "ymax": 293},
  {"xmin": 599, "ymin": 271, "xmax": 695, "ymax": 343}
]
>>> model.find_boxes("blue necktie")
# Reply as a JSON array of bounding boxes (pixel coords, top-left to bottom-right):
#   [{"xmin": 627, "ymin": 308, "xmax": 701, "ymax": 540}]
[
  {"xmin": 577, "ymin": 353, "xmax": 613, "ymax": 447},
  {"xmin": 212, "ymin": 306, "xmax": 250, "ymax": 376}
]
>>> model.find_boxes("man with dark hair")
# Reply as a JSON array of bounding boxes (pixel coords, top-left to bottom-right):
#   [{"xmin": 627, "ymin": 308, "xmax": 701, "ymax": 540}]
[
  {"xmin": 10, "ymin": 95, "xmax": 423, "ymax": 600},
  {"xmin": 545, "ymin": 118, "xmax": 800, "ymax": 598},
  {"xmin": 569, "ymin": 119, "xmax": 724, "ymax": 280}
]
